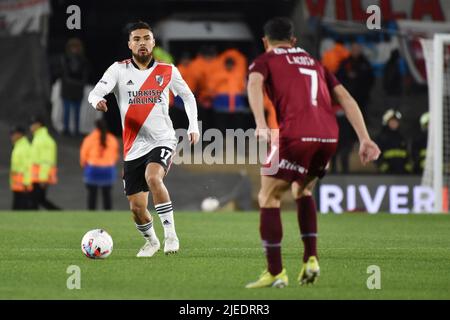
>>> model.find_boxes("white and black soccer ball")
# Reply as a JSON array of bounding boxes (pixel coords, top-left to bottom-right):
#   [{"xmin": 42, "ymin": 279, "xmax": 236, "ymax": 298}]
[{"xmin": 81, "ymin": 229, "xmax": 113, "ymax": 259}]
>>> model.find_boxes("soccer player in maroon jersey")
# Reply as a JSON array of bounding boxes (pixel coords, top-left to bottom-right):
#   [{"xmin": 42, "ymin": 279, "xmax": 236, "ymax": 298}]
[{"xmin": 246, "ymin": 17, "xmax": 381, "ymax": 288}]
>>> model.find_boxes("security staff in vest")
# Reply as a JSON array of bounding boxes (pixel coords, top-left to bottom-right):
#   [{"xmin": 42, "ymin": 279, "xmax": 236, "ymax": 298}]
[
  {"xmin": 29, "ymin": 116, "xmax": 61, "ymax": 210},
  {"xmin": 10, "ymin": 125, "xmax": 33, "ymax": 210},
  {"xmin": 375, "ymin": 109, "xmax": 413, "ymax": 174},
  {"xmin": 80, "ymin": 119, "xmax": 119, "ymax": 210},
  {"xmin": 411, "ymin": 112, "xmax": 429, "ymax": 174}
]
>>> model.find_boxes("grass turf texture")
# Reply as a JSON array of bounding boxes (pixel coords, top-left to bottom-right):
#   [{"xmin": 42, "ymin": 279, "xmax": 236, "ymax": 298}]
[{"xmin": 0, "ymin": 211, "xmax": 449, "ymax": 300}]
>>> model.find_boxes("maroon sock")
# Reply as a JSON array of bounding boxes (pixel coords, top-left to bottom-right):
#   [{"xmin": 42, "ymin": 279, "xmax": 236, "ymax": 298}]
[
  {"xmin": 260, "ymin": 208, "xmax": 283, "ymax": 276},
  {"xmin": 296, "ymin": 196, "xmax": 318, "ymax": 263}
]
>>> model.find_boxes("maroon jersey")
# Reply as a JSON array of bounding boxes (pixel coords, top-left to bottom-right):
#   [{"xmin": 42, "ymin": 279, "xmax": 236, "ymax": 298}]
[{"xmin": 249, "ymin": 46, "xmax": 340, "ymax": 140}]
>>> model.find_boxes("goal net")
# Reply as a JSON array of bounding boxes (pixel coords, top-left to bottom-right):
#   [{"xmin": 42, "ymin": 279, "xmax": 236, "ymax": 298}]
[{"xmin": 421, "ymin": 34, "xmax": 450, "ymax": 213}]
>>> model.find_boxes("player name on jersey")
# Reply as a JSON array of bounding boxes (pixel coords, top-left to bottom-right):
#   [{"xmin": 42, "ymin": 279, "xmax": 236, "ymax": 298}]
[
  {"xmin": 286, "ymin": 55, "xmax": 316, "ymax": 67},
  {"xmin": 272, "ymin": 46, "xmax": 316, "ymax": 66},
  {"xmin": 273, "ymin": 47, "xmax": 306, "ymax": 54}
]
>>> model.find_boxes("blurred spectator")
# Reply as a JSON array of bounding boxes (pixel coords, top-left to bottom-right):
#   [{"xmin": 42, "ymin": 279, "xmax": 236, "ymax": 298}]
[
  {"xmin": 211, "ymin": 55, "xmax": 246, "ymax": 113},
  {"xmin": 171, "ymin": 52, "xmax": 194, "ymax": 130},
  {"xmin": 331, "ymin": 106, "xmax": 357, "ymax": 174},
  {"xmin": 9, "ymin": 126, "xmax": 33, "ymax": 210},
  {"xmin": 411, "ymin": 112, "xmax": 429, "ymax": 174},
  {"xmin": 321, "ymin": 39, "xmax": 350, "ymax": 74},
  {"xmin": 80, "ymin": 119, "xmax": 119, "ymax": 210},
  {"xmin": 383, "ymin": 49, "xmax": 407, "ymax": 108},
  {"xmin": 29, "ymin": 116, "xmax": 61, "ymax": 210},
  {"xmin": 337, "ymin": 43, "xmax": 374, "ymax": 122},
  {"xmin": 218, "ymin": 48, "xmax": 247, "ymax": 79},
  {"xmin": 175, "ymin": 47, "xmax": 250, "ymax": 133},
  {"xmin": 60, "ymin": 38, "xmax": 89, "ymax": 136},
  {"xmin": 153, "ymin": 45, "xmax": 174, "ymax": 64},
  {"xmin": 189, "ymin": 46, "xmax": 220, "ymax": 133},
  {"xmin": 375, "ymin": 110, "xmax": 412, "ymax": 174},
  {"xmin": 190, "ymin": 46, "xmax": 219, "ymax": 104},
  {"xmin": 177, "ymin": 52, "xmax": 196, "ymax": 91}
]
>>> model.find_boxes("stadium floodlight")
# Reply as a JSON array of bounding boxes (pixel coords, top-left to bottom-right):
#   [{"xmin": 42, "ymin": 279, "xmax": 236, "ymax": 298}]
[{"xmin": 421, "ymin": 34, "xmax": 450, "ymax": 213}]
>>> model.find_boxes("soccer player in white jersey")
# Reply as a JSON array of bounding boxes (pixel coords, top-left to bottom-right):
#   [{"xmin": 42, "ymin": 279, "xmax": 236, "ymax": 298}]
[{"xmin": 88, "ymin": 21, "xmax": 200, "ymax": 257}]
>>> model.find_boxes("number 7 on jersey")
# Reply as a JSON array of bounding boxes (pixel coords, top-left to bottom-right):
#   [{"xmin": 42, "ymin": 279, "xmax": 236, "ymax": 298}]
[{"xmin": 299, "ymin": 68, "xmax": 318, "ymax": 107}]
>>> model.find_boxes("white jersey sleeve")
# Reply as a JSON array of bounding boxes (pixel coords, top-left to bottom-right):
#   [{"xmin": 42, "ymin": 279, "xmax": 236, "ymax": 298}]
[
  {"xmin": 88, "ymin": 62, "xmax": 119, "ymax": 109},
  {"xmin": 169, "ymin": 66, "xmax": 199, "ymax": 135}
]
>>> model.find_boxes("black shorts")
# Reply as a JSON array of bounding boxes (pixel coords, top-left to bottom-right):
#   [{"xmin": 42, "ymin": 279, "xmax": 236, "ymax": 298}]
[{"xmin": 123, "ymin": 146, "xmax": 173, "ymax": 196}]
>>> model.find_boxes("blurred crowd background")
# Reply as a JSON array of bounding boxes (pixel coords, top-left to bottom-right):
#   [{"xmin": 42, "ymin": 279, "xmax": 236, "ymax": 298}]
[{"xmin": 1, "ymin": 0, "xmax": 449, "ymax": 211}]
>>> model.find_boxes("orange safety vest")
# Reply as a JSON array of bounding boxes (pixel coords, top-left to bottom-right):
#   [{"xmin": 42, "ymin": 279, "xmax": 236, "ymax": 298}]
[
  {"xmin": 10, "ymin": 136, "xmax": 33, "ymax": 192},
  {"xmin": 31, "ymin": 165, "xmax": 57, "ymax": 184},
  {"xmin": 30, "ymin": 127, "xmax": 58, "ymax": 184},
  {"xmin": 80, "ymin": 129, "xmax": 120, "ymax": 167},
  {"xmin": 321, "ymin": 43, "xmax": 350, "ymax": 74},
  {"xmin": 177, "ymin": 62, "xmax": 197, "ymax": 92},
  {"xmin": 189, "ymin": 55, "xmax": 221, "ymax": 107},
  {"xmin": 211, "ymin": 69, "xmax": 246, "ymax": 112},
  {"xmin": 11, "ymin": 173, "xmax": 33, "ymax": 192},
  {"xmin": 217, "ymin": 49, "xmax": 247, "ymax": 80}
]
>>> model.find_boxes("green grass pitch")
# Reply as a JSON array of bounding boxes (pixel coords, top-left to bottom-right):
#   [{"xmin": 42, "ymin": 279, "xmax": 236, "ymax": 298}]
[{"xmin": 0, "ymin": 211, "xmax": 449, "ymax": 300}]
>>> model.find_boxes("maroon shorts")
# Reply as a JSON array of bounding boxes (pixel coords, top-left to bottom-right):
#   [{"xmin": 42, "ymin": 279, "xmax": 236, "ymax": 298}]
[{"xmin": 263, "ymin": 138, "xmax": 338, "ymax": 184}]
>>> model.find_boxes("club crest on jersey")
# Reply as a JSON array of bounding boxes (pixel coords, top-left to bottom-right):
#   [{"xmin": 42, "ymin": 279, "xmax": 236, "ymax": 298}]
[{"xmin": 155, "ymin": 75, "xmax": 164, "ymax": 86}]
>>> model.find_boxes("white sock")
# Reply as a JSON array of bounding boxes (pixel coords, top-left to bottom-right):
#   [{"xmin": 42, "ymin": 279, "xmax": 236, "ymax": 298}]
[
  {"xmin": 155, "ymin": 202, "xmax": 177, "ymax": 238},
  {"xmin": 135, "ymin": 220, "xmax": 158, "ymax": 242}
]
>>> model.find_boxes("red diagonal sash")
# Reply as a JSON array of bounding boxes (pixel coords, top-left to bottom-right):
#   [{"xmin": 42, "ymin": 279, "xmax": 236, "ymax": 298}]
[{"xmin": 123, "ymin": 64, "xmax": 172, "ymax": 158}]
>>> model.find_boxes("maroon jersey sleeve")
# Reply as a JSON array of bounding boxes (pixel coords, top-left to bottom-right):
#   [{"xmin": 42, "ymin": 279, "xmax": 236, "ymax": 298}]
[
  {"xmin": 249, "ymin": 55, "xmax": 269, "ymax": 80},
  {"xmin": 324, "ymin": 68, "xmax": 341, "ymax": 92}
]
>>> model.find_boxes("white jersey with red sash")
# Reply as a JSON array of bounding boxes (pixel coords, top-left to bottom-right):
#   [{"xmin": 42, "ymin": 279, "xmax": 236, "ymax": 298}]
[{"xmin": 88, "ymin": 59, "xmax": 199, "ymax": 161}]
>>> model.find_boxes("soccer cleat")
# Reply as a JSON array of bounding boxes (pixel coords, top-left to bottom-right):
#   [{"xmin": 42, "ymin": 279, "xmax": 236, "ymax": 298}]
[
  {"xmin": 298, "ymin": 256, "xmax": 320, "ymax": 285},
  {"xmin": 136, "ymin": 238, "xmax": 160, "ymax": 257},
  {"xmin": 164, "ymin": 236, "xmax": 179, "ymax": 255},
  {"xmin": 245, "ymin": 269, "xmax": 288, "ymax": 289}
]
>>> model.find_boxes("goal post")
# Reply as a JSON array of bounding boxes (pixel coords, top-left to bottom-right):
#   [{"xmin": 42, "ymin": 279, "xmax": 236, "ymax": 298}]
[{"xmin": 422, "ymin": 34, "xmax": 450, "ymax": 213}]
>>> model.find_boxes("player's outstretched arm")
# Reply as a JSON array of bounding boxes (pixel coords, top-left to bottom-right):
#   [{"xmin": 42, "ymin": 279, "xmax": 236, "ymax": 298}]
[
  {"xmin": 248, "ymin": 72, "xmax": 270, "ymax": 142},
  {"xmin": 332, "ymin": 85, "xmax": 381, "ymax": 165}
]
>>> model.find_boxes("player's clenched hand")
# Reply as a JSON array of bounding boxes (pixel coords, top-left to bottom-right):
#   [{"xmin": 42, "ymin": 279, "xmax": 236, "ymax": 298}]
[
  {"xmin": 189, "ymin": 132, "xmax": 200, "ymax": 145},
  {"xmin": 96, "ymin": 100, "xmax": 108, "ymax": 112},
  {"xmin": 359, "ymin": 139, "xmax": 381, "ymax": 165}
]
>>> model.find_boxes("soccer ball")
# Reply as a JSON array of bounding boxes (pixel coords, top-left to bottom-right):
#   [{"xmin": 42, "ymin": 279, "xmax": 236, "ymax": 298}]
[
  {"xmin": 201, "ymin": 197, "xmax": 220, "ymax": 212},
  {"xmin": 81, "ymin": 229, "xmax": 113, "ymax": 259}
]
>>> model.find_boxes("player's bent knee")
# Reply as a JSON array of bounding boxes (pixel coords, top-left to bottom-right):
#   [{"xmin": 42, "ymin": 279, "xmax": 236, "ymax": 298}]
[
  {"xmin": 258, "ymin": 191, "xmax": 281, "ymax": 208},
  {"xmin": 293, "ymin": 188, "xmax": 313, "ymax": 199},
  {"xmin": 129, "ymin": 201, "xmax": 146, "ymax": 216},
  {"xmin": 146, "ymin": 175, "xmax": 163, "ymax": 190},
  {"xmin": 291, "ymin": 184, "xmax": 303, "ymax": 199},
  {"xmin": 292, "ymin": 179, "xmax": 316, "ymax": 199},
  {"xmin": 301, "ymin": 189, "xmax": 313, "ymax": 197}
]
